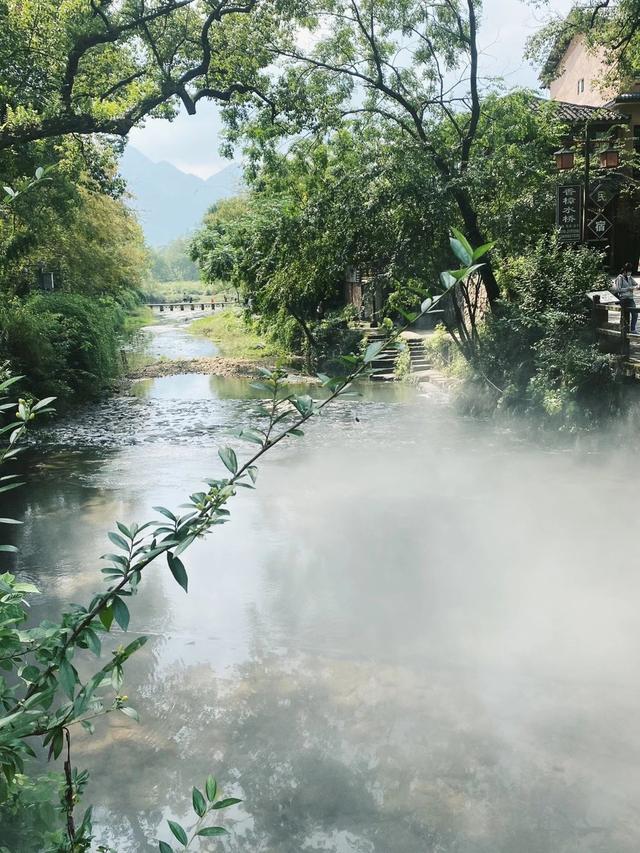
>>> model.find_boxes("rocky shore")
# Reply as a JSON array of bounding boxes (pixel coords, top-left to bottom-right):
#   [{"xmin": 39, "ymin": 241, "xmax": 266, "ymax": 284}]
[{"xmin": 127, "ymin": 356, "xmax": 262, "ymax": 380}]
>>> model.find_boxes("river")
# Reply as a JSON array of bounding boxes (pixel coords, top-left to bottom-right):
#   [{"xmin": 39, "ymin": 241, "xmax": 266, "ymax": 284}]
[{"xmin": 12, "ymin": 317, "xmax": 640, "ymax": 852}]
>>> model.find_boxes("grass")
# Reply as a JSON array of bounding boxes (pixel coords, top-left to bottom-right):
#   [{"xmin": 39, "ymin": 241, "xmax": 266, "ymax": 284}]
[
  {"xmin": 142, "ymin": 279, "xmax": 237, "ymax": 304},
  {"xmin": 123, "ymin": 305, "xmax": 154, "ymax": 335},
  {"xmin": 189, "ymin": 308, "xmax": 291, "ymax": 360}
]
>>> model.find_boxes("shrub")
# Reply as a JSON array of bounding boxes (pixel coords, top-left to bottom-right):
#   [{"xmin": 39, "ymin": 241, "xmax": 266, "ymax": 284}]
[
  {"xmin": 0, "ymin": 292, "xmax": 126, "ymax": 401},
  {"xmin": 468, "ymin": 236, "xmax": 621, "ymax": 427},
  {"xmin": 313, "ymin": 312, "xmax": 362, "ymax": 373}
]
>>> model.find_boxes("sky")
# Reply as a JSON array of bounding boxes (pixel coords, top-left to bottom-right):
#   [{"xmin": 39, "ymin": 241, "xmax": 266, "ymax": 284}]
[{"xmin": 129, "ymin": 0, "xmax": 574, "ymax": 179}]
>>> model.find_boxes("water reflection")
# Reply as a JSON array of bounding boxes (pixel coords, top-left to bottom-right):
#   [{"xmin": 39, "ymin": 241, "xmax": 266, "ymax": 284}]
[
  {"xmin": 137, "ymin": 319, "xmax": 220, "ymax": 360},
  {"xmin": 9, "ymin": 320, "xmax": 640, "ymax": 852}
]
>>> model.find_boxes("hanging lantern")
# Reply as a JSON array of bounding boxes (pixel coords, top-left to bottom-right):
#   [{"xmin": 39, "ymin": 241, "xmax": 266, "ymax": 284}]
[
  {"xmin": 554, "ymin": 146, "xmax": 575, "ymax": 171},
  {"xmin": 599, "ymin": 145, "xmax": 620, "ymax": 169}
]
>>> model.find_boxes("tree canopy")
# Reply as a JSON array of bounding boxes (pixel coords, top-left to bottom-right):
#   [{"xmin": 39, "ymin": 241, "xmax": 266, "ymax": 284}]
[
  {"xmin": 221, "ymin": 0, "xmax": 504, "ymax": 302},
  {"xmin": 0, "ymin": 0, "xmax": 285, "ymax": 150},
  {"xmin": 527, "ymin": 0, "xmax": 640, "ymax": 92}
]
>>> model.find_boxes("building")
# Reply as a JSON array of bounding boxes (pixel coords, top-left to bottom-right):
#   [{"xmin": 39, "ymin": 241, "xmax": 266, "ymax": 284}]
[{"xmin": 543, "ymin": 31, "xmax": 640, "ymax": 269}]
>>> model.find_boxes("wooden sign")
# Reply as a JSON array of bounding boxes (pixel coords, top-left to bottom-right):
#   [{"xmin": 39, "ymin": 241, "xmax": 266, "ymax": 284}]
[
  {"xmin": 587, "ymin": 212, "xmax": 613, "ymax": 241},
  {"xmin": 556, "ymin": 184, "xmax": 582, "ymax": 243}
]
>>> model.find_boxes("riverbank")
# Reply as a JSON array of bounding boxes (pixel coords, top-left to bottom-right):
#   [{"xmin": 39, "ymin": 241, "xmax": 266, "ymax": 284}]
[
  {"xmin": 188, "ymin": 309, "xmax": 291, "ymax": 361},
  {"xmin": 127, "ymin": 356, "xmax": 261, "ymax": 380}
]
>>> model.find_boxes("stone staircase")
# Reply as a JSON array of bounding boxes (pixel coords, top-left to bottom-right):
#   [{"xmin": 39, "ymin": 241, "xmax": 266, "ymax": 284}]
[{"xmin": 368, "ymin": 334, "xmax": 432, "ymax": 381}]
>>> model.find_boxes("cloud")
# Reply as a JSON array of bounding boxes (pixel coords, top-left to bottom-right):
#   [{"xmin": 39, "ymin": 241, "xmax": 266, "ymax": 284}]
[{"xmin": 128, "ymin": 102, "xmax": 231, "ymax": 179}]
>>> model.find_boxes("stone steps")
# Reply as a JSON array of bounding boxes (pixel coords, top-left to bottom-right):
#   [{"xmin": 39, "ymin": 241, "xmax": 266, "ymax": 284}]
[{"xmin": 367, "ymin": 334, "xmax": 432, "ymax": 380}]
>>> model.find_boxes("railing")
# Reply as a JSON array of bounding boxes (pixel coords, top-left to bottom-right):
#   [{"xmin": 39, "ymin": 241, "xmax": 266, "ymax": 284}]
[
  {"xmin": 591, "ymin": 294, "xmax": 639, "ymax": 362},
  {"xmin": 145, "ymin": 301, "xmax": 239, "ymax": 313}
]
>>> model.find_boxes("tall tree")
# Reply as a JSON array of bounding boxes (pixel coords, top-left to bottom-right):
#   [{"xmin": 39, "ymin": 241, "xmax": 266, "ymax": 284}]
[
  {"xmin": 224, "ymin": 0, "xmax": 502, "ymax": 303},
  {"xmin": 0, "ymin": 0, "xmax": 283, "ymax": 150}
]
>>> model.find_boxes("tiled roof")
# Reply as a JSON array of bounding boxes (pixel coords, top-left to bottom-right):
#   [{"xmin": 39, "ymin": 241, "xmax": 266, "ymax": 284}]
[
  {"xmin": 607, "ymin": 93, "xmax": 640, "ymax": 104},
  {"xmin": 533, "ymin": 98, "xmax": 628, "ymax": 124}
]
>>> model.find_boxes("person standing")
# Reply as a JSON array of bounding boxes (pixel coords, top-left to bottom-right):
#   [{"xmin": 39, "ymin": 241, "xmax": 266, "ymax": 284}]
[{"xmin": 613, "ymin": 263, "xmax": 638, "ymax": 333}]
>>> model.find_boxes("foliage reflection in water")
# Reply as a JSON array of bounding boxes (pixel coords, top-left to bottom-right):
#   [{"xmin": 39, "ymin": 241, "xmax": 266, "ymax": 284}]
[
  {"xmin": 10, "ymin": 321, "xmax": 640, "ymax": 852},
  {"xmin": 15, "ymin": 395, "xmax": 640, "ymax": 852}
]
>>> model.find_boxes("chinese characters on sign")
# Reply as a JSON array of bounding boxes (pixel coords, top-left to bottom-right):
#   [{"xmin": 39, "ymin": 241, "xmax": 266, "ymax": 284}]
[
  {"xmin": 589, "ymin": 180, "xmax": 616, "ymax": 209},
  {"xmin": 586, "ymin": 178, "xmax": 617, "ymax": 242},
  {"xmin": 556, "ymin": 184, "xmax": 583, "ymax": 243},
  {"xmin": 588, "ymin": 213, "xmax": 613, "ymax": 240}
]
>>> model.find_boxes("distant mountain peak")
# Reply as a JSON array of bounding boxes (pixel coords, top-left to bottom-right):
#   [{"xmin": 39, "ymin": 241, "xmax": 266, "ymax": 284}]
[{"xmin": 119, "ymin": 147, "xmax": 244, "ymax": 247}]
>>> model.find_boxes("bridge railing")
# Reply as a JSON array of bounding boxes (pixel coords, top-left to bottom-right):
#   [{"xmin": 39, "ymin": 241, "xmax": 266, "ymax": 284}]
[{"xmin": 145, "ymin": 301, "xmax": 239, "ymax": 313}]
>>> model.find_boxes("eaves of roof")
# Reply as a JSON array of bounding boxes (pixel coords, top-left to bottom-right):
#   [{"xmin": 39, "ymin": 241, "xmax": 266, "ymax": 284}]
[{"xmin": 545, "ymin": 99, "xmax": 629, "ymax": 124}]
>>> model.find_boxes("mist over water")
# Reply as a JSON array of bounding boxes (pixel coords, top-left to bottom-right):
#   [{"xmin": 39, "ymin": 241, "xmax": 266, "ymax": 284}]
[{"xmin": 13, "ymin": 323, "xmax": 640, "ymax": 852}]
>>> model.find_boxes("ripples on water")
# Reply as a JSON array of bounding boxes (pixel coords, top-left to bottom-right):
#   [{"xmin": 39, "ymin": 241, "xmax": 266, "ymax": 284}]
[{"xmin": 12, "ymin": 321, "xmax": 640, "ymax": 853}]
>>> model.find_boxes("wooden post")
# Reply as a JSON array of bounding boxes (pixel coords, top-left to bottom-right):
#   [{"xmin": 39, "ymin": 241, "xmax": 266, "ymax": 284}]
[
  {"xmin": 170, "ymin": 304, "xmax": 174, "ymax": 312},
  {"xmin": 190, "ymin": 303, "xmax": 195, "ymax": 311},
  {"xmin": 200, "ymin": 303, "xmax": 205, "ymax": 310},
  {"xmin": 621, "ymin": 304, "xmax": 630, "ymax": 358},
  {"xmin": 160, "ymin": 304, "xmax": 164, "ymax": 312}
]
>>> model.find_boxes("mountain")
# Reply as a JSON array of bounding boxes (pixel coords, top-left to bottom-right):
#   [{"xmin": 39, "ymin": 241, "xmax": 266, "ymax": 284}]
[{"xmin": 119, "ymin": 147, "xmax": 244, "ymax": 247}]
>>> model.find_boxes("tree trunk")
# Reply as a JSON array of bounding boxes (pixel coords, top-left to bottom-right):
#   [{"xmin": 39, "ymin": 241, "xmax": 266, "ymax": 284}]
[
  {"xmin": 290, "ymin": 310, "xmax": 318, "ymax": 373},
  {"xmin": 453, "ymin": 187, "xmax": 500, "ymax": 306}
]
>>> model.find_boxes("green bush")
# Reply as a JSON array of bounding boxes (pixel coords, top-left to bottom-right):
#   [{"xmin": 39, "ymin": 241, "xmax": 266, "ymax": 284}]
[
  {"xmin": 313, "ymin": 313, "xmax": 362, "ymax": 373},
  {"xmin": 467, "ymin": 236, "xmax": 622, "ymax": 427},
  {"xmin": 0, "ymin": 292, "xmax": 126, "ymax": 401}
]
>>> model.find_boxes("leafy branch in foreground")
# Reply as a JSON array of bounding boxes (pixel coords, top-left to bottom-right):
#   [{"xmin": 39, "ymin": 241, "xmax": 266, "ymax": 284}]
[
  {"xmin": 0, "ymin": 235, "xmax": 487, "ymax": 850},
  {"xmin": 158, "ymin": 774, "xmax": 242, "ymax": 852}
]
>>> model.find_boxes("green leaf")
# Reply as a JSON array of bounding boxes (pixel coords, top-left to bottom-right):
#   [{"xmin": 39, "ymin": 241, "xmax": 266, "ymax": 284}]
[
  {"xmin": 167, "ymin": 553, "xmax": 188, "ymax": 593},
  {"xmin": 218, "ymin": 446, "xmax": 238, "ymax": 475},
  {"xmin": 472, "ymin": 241, "xmax": 494, "ymax": 261},
  {"xmin": 0, "ymin": 482, "xmax": 22, "ymax": 495},
  {"xmin": 205, "ymin": 775, "xmax": 217, "ymax": 802},
  {"xmin": 111, "ymin": 664, "xmax": 124, "ymax": 690},
  {"xmin": 451, "ymin": 228, "xmax": 473, "ymax": 261},
  {"xmin": 120, "ymin": 706, "xmax": 140, "ymax": 722},
  {"xmin": 197, "ymin": 827, "xmax": 228, "ymax": 837},
  {"xmin": 99, "ymin": 605, "xmax": 114, "ymax": 631},
  {"xmin": 363, "ymin": 341, "xmax": 385, "ymax": 363},
  {"xmin": 159, "ymin": 842, "xmax": 173, "ymax": 853},
  {"xmin": 0, "ymin": 518, "xmax": 22, "ymax": 525},
  {"xmin": 35, "ymin": 166, "xmax": 44, "ymax": 180},
  {"xmin": 81, "ymin": 720, "xmax": 95, "ymax": 735},
  {"xmin": 291, "ymin": 394, "xmax": 313, "ymax": 415},
  {"xmin": 440, "ymin": 271, "xmax": 456, "ymax": 291},
  {"xmin": 83, "ymin": 628, "xmax": 101, "ymax": 656},
  {"xmin": 112, "ymin": 597, "xmax": 130, "ymax": 631},
  {"xmin": 168, "ymin": 820, "xmax": 188, "ymax": 847},
  {"xmin": 212, "ymin": 797, "xmax": 242, "ymax": 810},
  {"xmin": 51, "ymin": 728, "xmax": 64, "ymax": 760},
  {"xmin": 192, "ymin": 787, "xmax": 207, "ymax": 817},
  {"xmin": 153, "ymin": 506, "xmax": 177, "ymax": 522},
  {"xmin": 398, "ymin": 309, "xmax": 419, "ymax": 324},
  {"xmin": 0, "ymin": 545, "xmax": 18, "ymax": 553},
  {"xmin": 32, "ymin": 396, "xmax": 56, "ymax": 412},
  {"xmin": 449, "ymin": 263, "xmax": 485, "ymax": 282},
  {"xmin": 59, "ymin": 657, "xmax": 77, "ymax": 700},
  {"xmin": 450, "ymin": 239, "xmax": 472, "ymax": 267},
  {"xmin": 247, "ymin": 466, "xmax": 258, "ymax": 484},
  {"xmin": 238, "ymin": 428, "xmax": 265, "ymax": 446},
  {"xmin": 20, "ymin": 665, "xmax": 40, "ymax": 683},
  {"xmin": 107, "ymin": 531, "xmax": 129, "ymax": 551}
]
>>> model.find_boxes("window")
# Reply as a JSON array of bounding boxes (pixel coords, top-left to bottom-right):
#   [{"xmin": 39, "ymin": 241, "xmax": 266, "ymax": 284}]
[{"xmin": 577, "ymin": 78, "xmax": 585, "ymax": 94}]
